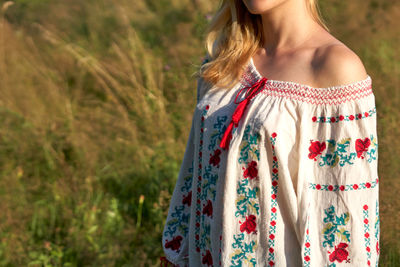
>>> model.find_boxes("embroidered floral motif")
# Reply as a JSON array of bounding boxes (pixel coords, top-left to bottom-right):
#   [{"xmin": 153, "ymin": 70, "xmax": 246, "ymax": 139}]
[
  {"xmin": 209, "ymin": 149, "xmax": 221, "ymax": 167},
  {"xmin": 202, "ymin": 199, "xmax": 213, "ymax": 217},
  {"xmin": 374, "ymin": 199, "xmax": 380, "ymax": 267},
  {"xmin": 329, "ymin": 243, "xmax": 350, "ymax": 263},
  {"xmin": 202, "ymin": 250, "xmax": 213, "ymax": 266},
  {"xmin": 355, "ymin": 138, "xmax": 371, "ymax": 159},
  {"xmin": 363, "ymin": 204, "xmax": 372, "ymax": 266},
  {"xmin": 312, "ymin": 107, "xmax": 377, "ymax": 123},
  {"xmin": 194, "ymin": 105, "xmax": 209, "ymax": 253},
  {"xmin": 231, "ymin": 233, "xmax": 257, "ymax": 266},
  {"xmin": 239, "ymin": 214, "xmax": 257, "ymax": 234},
  {"xmin": 163, "ymin": 160, "xmax": 194, "ymax": 253},
  {"xmin": 322, "ymin": 205, "xmax": 351, "ymax": 265},
  {"xmin": 182, "ymin": 191, "xmax": 192, "ymax": 206},
  {"xmin": 164, "ymin": 235, "xmax": 183, "ymax": 251},
  {"xmin": 308, "ymin": 141, "xmax": 326, "ymax": 160},
  {"xmin": 244, "ymin": 161, "xmax": 258, "ymax": 179},
  {"xmin": 303, "ymin": 206, "xmax": 311, "ymax": 266},
  {"xmin": 230, "ymin": 125, "xmax": 261, "ymax": 267},
  {"xmin": 267, "ymin": 132, "xmax": 279, "ymax": 267},
  {"xmin": 196, "ymin": 110, "xmax": 227, "ymax": 264},
  {"xmin": 309, "ymin": 178, "xmax": 379, "ymax": 191},
  {"xmin": 308, "ymin": 135, "xmax": 378, "ymax": 167},
  {"xmin": 209, "ymin": 116, "xmax": 228, "ymax": 150},
  {"xmin": 238, "ymin": 126, "xmax": 260, "ymax": 163}
]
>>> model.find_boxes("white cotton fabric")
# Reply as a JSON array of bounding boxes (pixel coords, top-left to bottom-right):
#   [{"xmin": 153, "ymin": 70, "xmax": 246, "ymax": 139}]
[{"xmin": 161, "ymin": 58, "xmax": 380, "ymax": 267}]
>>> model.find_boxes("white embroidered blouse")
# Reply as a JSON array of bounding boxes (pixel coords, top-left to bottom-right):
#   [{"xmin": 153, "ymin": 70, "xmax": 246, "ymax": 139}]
[{"xmin": 161, "ymin": 57, "xmax": 380, "ymax": 267}]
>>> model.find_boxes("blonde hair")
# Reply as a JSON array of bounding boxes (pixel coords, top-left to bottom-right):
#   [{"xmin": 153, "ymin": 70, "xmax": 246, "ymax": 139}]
[{"xmin": 198, "ymin": 0, "xmax": 328, "ymax": 89}]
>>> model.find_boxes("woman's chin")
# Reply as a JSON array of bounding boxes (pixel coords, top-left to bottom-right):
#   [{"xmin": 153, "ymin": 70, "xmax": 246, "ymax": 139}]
[{"xmin": 242, "ymin": 0, "xmax": 289, "ymax": 15}]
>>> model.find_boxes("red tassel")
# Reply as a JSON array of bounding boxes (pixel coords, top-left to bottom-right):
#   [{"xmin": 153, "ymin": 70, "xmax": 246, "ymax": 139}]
[
  {"xmin": 231, "ymin": 99, "xmax": 249, "ymax": 125},
  {"xmin": 219, "ymin": 77, "xmax": 268, "ymax": 150},
  {"xmin": 219, "ymin": 121, "xmax": 234, "ymax": 149}
]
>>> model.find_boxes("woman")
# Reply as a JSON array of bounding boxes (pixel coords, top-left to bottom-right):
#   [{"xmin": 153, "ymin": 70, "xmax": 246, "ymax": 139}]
[{"xmin": 160, "ymin": 0, "xmax": 379, "ymax": 266}]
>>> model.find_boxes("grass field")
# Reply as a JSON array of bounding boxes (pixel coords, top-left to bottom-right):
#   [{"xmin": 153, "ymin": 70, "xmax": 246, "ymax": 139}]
[{"xmin": 0, "ymin": 0, "xmax": 399, "ymax": 266}]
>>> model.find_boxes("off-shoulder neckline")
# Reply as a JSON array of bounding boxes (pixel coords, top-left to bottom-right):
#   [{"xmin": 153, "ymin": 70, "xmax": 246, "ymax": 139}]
[{"xmin": 248, "ymin": 57, "xmax": 372, "ymax": 91}]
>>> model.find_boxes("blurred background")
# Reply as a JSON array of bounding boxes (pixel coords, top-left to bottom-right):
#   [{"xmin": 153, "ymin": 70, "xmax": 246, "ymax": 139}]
[{"xmin": 0, "ymin": 0, "xmax": 398, "ymax": 266}]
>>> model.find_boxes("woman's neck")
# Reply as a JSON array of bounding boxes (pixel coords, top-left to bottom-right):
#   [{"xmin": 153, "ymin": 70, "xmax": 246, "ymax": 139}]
[{"xmin": 259, "ymin": 1, "xmax": 321, "ymax": 55}]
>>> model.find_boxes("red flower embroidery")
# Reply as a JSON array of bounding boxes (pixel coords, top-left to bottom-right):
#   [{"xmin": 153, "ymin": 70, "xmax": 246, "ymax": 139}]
[
  {"xmin": 201, "ymin": 250, "xmax": 213, "ymax": 266},
  {"xmin": 330, "ymin": 117, "xmax": 336, "ymax": 123},
  {"xmin": 329, "ymin": 242, "xmax": 349, "ymax": 263},
  {"xmin": 243, "ymin": 161, "xmax": 258, "ymax": 179},
  {"xmin": 269, "ymin": 234, "xmax": 275, "ymax": 240},
  {"xmin": 355, "ymin": 138, "xmax": 371, "ymax": 159},
  {"xmin": 312, "ymin": 116, "xmax": 317, "ymax": 122},
  {"xmin": 339, "ymin": 115, "xmax": 344, "ymax": 121},
  {"xmin": 182, "ymin": 191, "xmax": 192, "ymax": 206},
  {"xmin": 340, "ymin": 185, "xmax": 345, "ymax": 191},
  {"xmin": 308, "ymin": 141, "xmax": 326, "ymax": 160},
  {"xmin": 209, "ymin": 149, "xmax": 221, "ymax": 167},
  {"xmin": 202, "ymin": 200, "xmax": 213, "ymax": 217},
  {"xmin": 349, "ymin": 115, "xmax": 355, "ymax": 120},
  {"xmin": 376, "ymin": 241, "xmax": 380, "ymax": 254},
  {"xmin": 239, "ymin": 214, "xmax": 257, "ymax": 234},
  {"xmin": 164, "ymin": 235, "xmax": 183, "ymax": 251}
]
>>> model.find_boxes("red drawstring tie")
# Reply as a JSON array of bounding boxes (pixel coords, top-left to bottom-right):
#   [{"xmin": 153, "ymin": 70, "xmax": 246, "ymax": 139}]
[{"xmin": 219, "ymin": 77, "xmax": 268, "ymax": 150}]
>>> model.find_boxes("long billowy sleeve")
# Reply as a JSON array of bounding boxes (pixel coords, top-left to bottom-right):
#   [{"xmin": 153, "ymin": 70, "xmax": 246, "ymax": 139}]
[
  {"xmin": 299, "ymin": 79, "xmax": 380, "ymax": 266},
  {"xmin": 161, "ymin": 111, "xmax": 195, "ymax": 266},
  {"xmin": 161, "ymin": 56, "xmax": 211, "ymax": 266}
]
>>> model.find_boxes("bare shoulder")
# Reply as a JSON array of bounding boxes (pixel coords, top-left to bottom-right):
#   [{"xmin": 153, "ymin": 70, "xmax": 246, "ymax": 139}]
[{"xmin": 312, "ymin": 40, "xmax": 368, "ymax": 88}]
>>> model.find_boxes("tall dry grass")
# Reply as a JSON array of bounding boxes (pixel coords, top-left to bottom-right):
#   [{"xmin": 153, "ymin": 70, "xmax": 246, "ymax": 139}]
[{"xmin": 0, "ymin": 0, "xmax": 214, "ymax": 265}]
